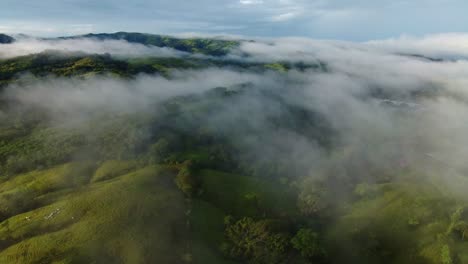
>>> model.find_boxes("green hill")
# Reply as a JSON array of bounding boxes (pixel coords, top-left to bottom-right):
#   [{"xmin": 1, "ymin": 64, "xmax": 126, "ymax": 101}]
[
  {"xmin": 62, "ymin": 32, "xmax": 239, "ymax": 56},
  {"xmin": 0, "ymin": 50, "xmax": 325, "ymax": 88}
]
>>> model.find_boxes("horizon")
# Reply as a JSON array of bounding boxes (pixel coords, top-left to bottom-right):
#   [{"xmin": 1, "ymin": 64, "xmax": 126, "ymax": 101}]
[
  {"xmin": 1, "ymin": 0, "xmax": 468, "ymax": 41},
  {"xmin": 4, "ymin": 31, "xmax": 468, "ymax": 62}
]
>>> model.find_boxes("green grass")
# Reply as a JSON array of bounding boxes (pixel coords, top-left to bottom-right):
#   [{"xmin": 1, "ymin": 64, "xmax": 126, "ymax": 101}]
[
  {"xmin": 0, "ymin": 165, "xmax": 188, "ymax": 263},
  {"xmin": 197, "ymin": 169, "xmax": 299, "ymax": 217},
  {"xmin": 0, "ymin": 163, "xmax": 95, "ymax": 220},
  {"xmin": 190, "ymin": 199, "xmax": 238, "ymax": 264},
  {"xmin": 190, "ymin": 199, "xmax": 225, "ymax": 246},
  {"xmin": 264, "ymin": 63, "xmax": 289, "ymax": 72},
  {"xmin": 328, "ymin": 179, "xmax": 468, "ymax": 264},
  {"xmin": 91, "ymin": 160, "xmax": 139, "ymax": 183}
]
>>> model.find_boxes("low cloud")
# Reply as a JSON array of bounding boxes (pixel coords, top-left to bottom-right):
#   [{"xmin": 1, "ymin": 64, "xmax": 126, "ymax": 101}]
[
  {"xmin": 239, "ymin": 0, "xmax": 264, "ymax": 5},
  {"xmin": 3, "ymin": 69, "xmax": 269, "ymax": 123},
  {"xmin": 366, "ymin": 33, "xmax": 468, "ymax": 59},
  {"xmin": 0, "ymin": 37, "xmax": 185, "ymax": 59},
  {"xmin": 222, "ymin": 34, "xmax": 468, "ymax": 184},
  {"xmin": 3, "ymin": 32, "xmax": 468, "ymax": 192},
  {"xmin": 270, "ymin": 11, "xmax": 301, "ymax": 22}
]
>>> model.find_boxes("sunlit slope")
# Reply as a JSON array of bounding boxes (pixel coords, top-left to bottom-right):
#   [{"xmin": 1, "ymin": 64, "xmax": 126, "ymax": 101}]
[
  {"xmin": 0, "ymin": 164, "xmax": 187, "ymax": 263},
  {"xmin": 328, "ymin": 174, "xmax": 468, "ymax": 264},
  {"xmin": 0, "ymin": 50, "xmax": 325, "ymax": 88}
]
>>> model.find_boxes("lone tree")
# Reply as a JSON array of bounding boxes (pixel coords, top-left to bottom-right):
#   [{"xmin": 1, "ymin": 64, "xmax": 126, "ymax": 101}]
[
  {"xmin": 222, "ymin": 217, "xmax": 290, "ymax": 264},
  {"xmin": 291, "ymin": 228, "xmax": 326, "ymax": 260},
  {"xmin": 175, "ymin": 160, "xmax": 198, "ymax": 197}
]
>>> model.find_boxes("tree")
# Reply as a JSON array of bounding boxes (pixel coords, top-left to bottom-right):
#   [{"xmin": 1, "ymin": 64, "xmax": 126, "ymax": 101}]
[
  {"xmin": 452, "ymin": 221, "xmax": 468, "ymax": 240},
  {"xmin": 291, "ymin": 228, "xmax": 326, "ymax": 259},
  {"xmin": 223, "ymin": 217, "xmax": 290, "ymax": 264},
  {"xmin": 148, "ymin": 138, "xmax": 171, "ymax": 164},
  {"xmin": 175, "ymin": 160, "xmax": 197, "ymax": 197},
  {"xmin": 297, "ymin": 179, "xmax": 329, "ymax": 215},
  {"xmin": 4, "ymin": 155, "xmax": 34, "ymax": 175}
]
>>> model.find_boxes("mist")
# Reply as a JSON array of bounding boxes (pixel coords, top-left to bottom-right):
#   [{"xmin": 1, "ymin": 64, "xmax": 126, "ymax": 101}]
[
  {"xmin": 2, "ymin": 33, "xmax": 468, "ymax": 263},
  {"xmin": 4, "ymin": 34, "xmax": 468, "ymax": 182},
  {"xmin": 0, "ymin": 36, "xmax": 186, "ymax": 59}
]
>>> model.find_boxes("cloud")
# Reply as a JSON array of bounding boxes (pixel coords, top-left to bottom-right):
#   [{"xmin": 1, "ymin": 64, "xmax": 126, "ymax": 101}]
[
  {"xmin": 239, "ymin": 0, "xmax": 264, "ymax": 5},
  {"xmin": 0, "ymin": 37, "xmax": 185, "ymax": 59},
  {"xmin": 2, "ymin": 0, "xmax": 468, "ymax": 39},
  {"xmin": 3, "ymin": 69, "xmax": 268, "ymax": 119},
  {"xmin": 366, "ymin": 33, "xmax": 468, "ymax": 59},
  {"xmin": 223, "ymin": 34, "xmax": 468, "ymax": 182},
  {"xmin": 0, "ymin": 21, "xmax": 96, "ymax": 36},
  {"xmin": 4, "ymin": 32, "xmax": 468, "ymax": 191},
  {"xmin": 270, "ymin": 11, "xmax": 301, "ymax": 22}
]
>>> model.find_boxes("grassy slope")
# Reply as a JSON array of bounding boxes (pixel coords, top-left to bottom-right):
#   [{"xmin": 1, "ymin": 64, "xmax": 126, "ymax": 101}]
[
  {"xmin": 0, "ymin": 161, "xmax": 292, "ymax": 263},
  {"xmin": 197, "ymin": 169, "xmax": 298, "ymax": 218},
  {"xmin": 2, "ymin": 158, "xmax": 467, "ymax": 263},
  {"xmin": 328, "ymin": 172, "xmax": 468, "ymax": 264},
  {"xmin": 188, "ymin": 169, "xmax": 300, "ymax": 264},
  {"xmin": 0, "ymin": 164, "xmax": 187, "ymax": 263},
  {"xmin": 190, "ymin": 199, "xmax": 236, "ymax": 264}
]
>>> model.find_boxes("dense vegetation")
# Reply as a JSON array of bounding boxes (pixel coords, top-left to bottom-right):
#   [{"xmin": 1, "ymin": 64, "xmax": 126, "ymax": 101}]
[
  {"xmin": 0, "ymin": 51, "xmax": 325, "ymax": 88},
  {"xmin": 0, "ymin": 33, "xmax": 467, "ymax": 264}
]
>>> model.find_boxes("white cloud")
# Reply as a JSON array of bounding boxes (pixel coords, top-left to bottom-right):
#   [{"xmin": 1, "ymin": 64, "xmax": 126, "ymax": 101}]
[
  {"xmin": 0, "ymin": 21, "xmax": 96, "ymax": 37},
  {"xmin": 5, "ymin": 32, "xmax": 468, "ymax": 193},
  {"xmin": 239, "ymin": 0, "xmax": 264, "ymax": 5},
  {"xmin": 0, "ymin": 37, "xmax": 185, "ymax": 59},
  {"xmin": 270, "ymin": 11, "xmax": 301, "ymax": 22},
  {"xmin": 366, "ymin": 33, "xmax": 468, "ymax": 59}
]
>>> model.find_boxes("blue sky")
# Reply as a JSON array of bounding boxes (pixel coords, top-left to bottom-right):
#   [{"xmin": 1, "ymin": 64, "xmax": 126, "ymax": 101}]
[{"xmin": 1, "ymin": 0, "xmax": 467, "ymax": 40}]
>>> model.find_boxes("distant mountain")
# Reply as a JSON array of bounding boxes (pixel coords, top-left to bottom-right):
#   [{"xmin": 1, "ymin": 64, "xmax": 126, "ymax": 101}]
[
  {"xmin": 398, "ymin": 53, "xmax": 445, "ymax": 62},
  {"xmin": 60, "ymin": 32, "xmax": 239, "ymax": 56},
  {"xmin": 0, "ymin": 50, "xmax": 325, "ymax": 88},
  {"xmin": 0, "ymin": 34, "xmax": 14, "ymax": 44}
]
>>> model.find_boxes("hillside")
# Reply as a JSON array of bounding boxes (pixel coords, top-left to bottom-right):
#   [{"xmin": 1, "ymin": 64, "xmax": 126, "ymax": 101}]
[
  {"xmin": 0, "ymin": 33, "xmax": 467, "ymax": 264},
  {"xmin": 60, "ymin": 32, "xmax": 239, "ymax": 56},
  {"xmin": 0, "ymin": 50, "xmax": 325, "ymax": 88},
  {"xmin": 0, "ymin": 34, "xmax": 14, "ymax": 44}
]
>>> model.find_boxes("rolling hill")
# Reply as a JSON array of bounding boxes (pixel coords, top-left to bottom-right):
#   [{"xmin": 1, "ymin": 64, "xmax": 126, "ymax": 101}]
[{"xmin": 0, "ymin": 32, "xmax": 467, "ymax": 264}]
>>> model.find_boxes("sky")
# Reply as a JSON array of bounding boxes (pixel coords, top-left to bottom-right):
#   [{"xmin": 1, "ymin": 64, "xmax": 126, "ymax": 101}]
[{"xmin": 0, "ymin": 0, "xmax": 468, "ymax": 41}]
